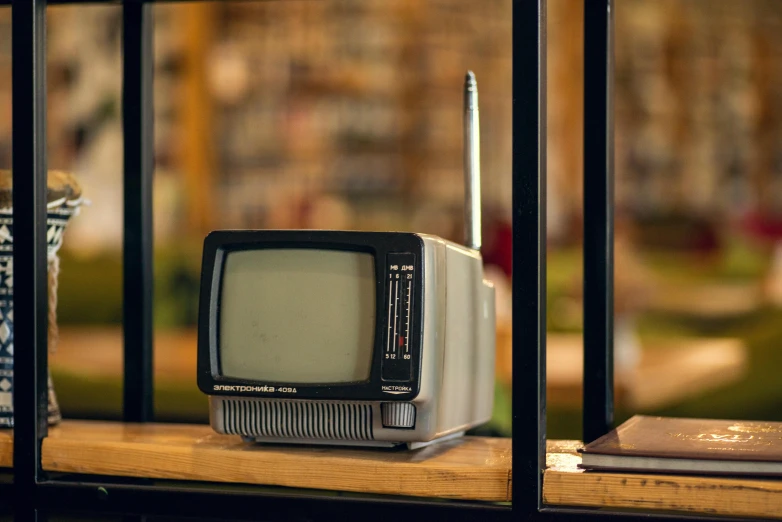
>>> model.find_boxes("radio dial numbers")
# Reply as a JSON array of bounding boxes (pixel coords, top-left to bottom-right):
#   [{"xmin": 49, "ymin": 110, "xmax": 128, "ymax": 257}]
[{"xmin": 382, "ymin": 253, "xmax": 415, "ymax": 382}]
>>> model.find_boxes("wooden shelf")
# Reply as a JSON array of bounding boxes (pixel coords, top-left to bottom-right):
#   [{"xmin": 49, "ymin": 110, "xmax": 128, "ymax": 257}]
[
  {"xmin": 0, "ymin": 428, "xmax": 10, "ymax": 468},
  {"xmin": 5, "ymin": 425, "xmax": 782, "ymax": 517},
  {"xmin": 32, "ymin": 420, "xmax": 511, "ymax": 502},
  {"xmin": 544, "ymin": 440, "xmax": 782, "ymax": 520}
]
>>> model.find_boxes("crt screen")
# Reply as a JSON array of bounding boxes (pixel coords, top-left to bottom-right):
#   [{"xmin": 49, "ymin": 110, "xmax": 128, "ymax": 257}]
[{"xmin": 219, "ymin": 249, "xmax": 376, "ymax": 383}]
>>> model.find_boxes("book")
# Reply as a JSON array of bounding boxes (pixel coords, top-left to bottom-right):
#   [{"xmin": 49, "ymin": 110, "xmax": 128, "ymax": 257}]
[{"xmin": 579, "ymin": 415, "xmax": 782, "ymax": 476}]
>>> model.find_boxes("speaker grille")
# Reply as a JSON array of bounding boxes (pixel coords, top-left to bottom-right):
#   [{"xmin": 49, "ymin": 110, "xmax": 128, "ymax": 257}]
[{"xmin": 222, "ymin": 399, "xmax": 374, "ymax": 441}]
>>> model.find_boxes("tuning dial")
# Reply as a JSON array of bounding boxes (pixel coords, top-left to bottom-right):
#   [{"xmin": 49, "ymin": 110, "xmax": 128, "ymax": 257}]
[{"xmin": 381, "ymin": 402, "xmax": 416, "ymax": 429}]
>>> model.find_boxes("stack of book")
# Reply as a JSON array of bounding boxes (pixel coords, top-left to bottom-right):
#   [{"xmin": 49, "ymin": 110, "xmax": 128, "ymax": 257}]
[{"xmin": 580, "ymin": 415, "xmax": 782, "ymax": 477}]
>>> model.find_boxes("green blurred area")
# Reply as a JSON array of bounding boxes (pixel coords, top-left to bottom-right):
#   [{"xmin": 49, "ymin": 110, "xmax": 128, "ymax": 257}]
[
  {"xmin": 53, "ymin": 369, "xmax": 209, "ymax": 424},
  {"xmin": 52, "ymin": 239, "xmax": 209, "ymax": 423},
  {"xmin": 57, "ymin": 239, "xmax": 204, "ymax": 328},
  {"xmin": 517, "ymin": 232, "xmax": 782, "ymax": 440}
]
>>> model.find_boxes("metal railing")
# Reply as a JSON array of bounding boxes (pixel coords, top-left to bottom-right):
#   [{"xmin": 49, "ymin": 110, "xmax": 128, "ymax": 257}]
[{"xmin": 4, "ymin": 0, "xmax": 760, "ymax": 520}]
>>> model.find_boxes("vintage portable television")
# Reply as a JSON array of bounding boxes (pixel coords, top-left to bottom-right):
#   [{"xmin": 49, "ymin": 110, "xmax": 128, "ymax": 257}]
[{"xmin": 197, "ymin": 73, "xmax": 495, "ymax": 448}]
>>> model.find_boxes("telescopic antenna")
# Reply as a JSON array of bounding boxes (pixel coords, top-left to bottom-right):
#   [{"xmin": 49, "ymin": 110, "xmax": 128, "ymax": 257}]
[{"xmin": 463, "ymin": 70, "xmax": 481, "ymax": 251}]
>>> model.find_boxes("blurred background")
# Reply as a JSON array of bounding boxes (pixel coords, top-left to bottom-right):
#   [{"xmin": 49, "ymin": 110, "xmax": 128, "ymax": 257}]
[{"xmin": 2, "ymin": 0, "xmax": 782, "ymax": 439}]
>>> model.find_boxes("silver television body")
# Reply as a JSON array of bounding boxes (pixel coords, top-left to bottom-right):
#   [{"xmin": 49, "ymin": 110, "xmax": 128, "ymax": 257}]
[{"xmin": 207, "ymin": 234, "xmax": 496, "ymax": 449}]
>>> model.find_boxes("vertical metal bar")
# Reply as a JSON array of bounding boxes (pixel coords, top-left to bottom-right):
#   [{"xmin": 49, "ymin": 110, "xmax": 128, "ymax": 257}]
[
  {"xmin": 11, "ymin": 0, "xmax": 49, "ymax": 500},
  {"xmin": 122, "ymin": 0, "xmax": 155, "ymax": 423},
  {"xmin": 582, "ymin": 0, "xmax": 615, "ymax": 444},
  {"xmin": 512, "ymin": 0, "xmax": 547, "ymax": 515}
]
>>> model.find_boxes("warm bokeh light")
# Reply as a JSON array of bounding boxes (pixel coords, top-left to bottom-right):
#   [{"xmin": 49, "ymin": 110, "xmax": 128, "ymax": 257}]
[{"xmin": 2, "ymin": 0, "xmax": 782, "ymax": 439}]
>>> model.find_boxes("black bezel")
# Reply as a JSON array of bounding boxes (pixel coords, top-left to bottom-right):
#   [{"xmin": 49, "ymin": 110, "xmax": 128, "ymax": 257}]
[{"xmin": 197, "ymin": 230, "xmax": 424, "ymax": 401}]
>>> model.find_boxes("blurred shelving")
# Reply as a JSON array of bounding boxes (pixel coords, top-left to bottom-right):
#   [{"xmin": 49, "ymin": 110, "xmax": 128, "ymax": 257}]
[
  {"xmin": 495, "ymin": 328, "xmax": 748, "ymax": 412},
  {"xmin": 0, "ymin": 1, "xmax": 513, "ymax": 248}
]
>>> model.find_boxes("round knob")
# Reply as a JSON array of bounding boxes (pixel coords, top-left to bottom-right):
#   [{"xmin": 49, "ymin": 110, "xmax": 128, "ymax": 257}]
[{"xmin": 381, "ymin": 402, "xmax": 416, "ymax": 429}]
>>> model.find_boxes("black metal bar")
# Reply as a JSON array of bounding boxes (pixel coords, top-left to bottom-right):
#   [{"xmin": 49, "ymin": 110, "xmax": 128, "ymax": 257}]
[
  {"xmin": 539, "ymin": 507, "xmax": 760, "ymax": 522},
  {"xmin": 11, "ymin": 0, "xmax": 49, "ymax": 507},
  {"xmin": 511, "ymin": 0, "xmax": 547, "ymax": 516},
  {"xmin": 36, "ymin": 480, "xmax": 512, "ymax": 522},
  {"xmin": 31, "ymin": 477, "xmax": 752, "ymax": 522},
  {"xmin": 0, "ymin": 472, "xmax": 15, "ymax": 514},
  {"xmin": 582, "ymin": 0, "xmax": 615, "ymax": 444},
  {"xmin": 122, "ymin": 0, "xmax": 155, "ymax": 423}
]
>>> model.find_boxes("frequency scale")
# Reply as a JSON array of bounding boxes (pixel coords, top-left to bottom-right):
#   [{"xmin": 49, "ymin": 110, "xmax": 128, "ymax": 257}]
[{"xmin": 383, "ymin": 254, "xmax": 415, "ymax": 382}]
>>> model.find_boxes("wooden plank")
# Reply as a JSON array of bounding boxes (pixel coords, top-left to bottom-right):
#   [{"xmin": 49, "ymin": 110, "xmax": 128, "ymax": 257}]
[
  {"xmin": 496, "ymin": 333, "xmax": 747, "ymax": 409},
  {"xmin": 544, "ymin": 441, "xmax": 782, "ymax": 519},
  {"xmin": 42, "ymin": 420, "xmax": 512, "ymax": 501},
  {"xmin": 629, "ymin": 338, "xmax": 747, "ymax": 410},
  {"xmin": 20, "ymin": 427, "xmax": 782, "ymax": 518},
  {"xmin": 51, "ymin": 327, "xmax": 196, "ymax": 383},
  {"xmin": 649, "ymin": 281, "xmax": 762, "ymax": 319},
  {"xmin": 0, "ymin": 427, "xmax": 11, "ymax": 467}
]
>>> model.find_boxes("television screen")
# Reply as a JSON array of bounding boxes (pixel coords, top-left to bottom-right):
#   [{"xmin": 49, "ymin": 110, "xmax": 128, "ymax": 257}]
[{"xmin": 219, "ymin": 249, "xmax": 376, "ymax": 383}]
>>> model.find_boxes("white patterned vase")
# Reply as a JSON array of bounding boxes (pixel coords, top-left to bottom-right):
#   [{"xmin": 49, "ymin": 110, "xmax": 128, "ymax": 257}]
[{"xmin": 0, "ymin": 183, "xmax": 83, "ymax": 428}]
